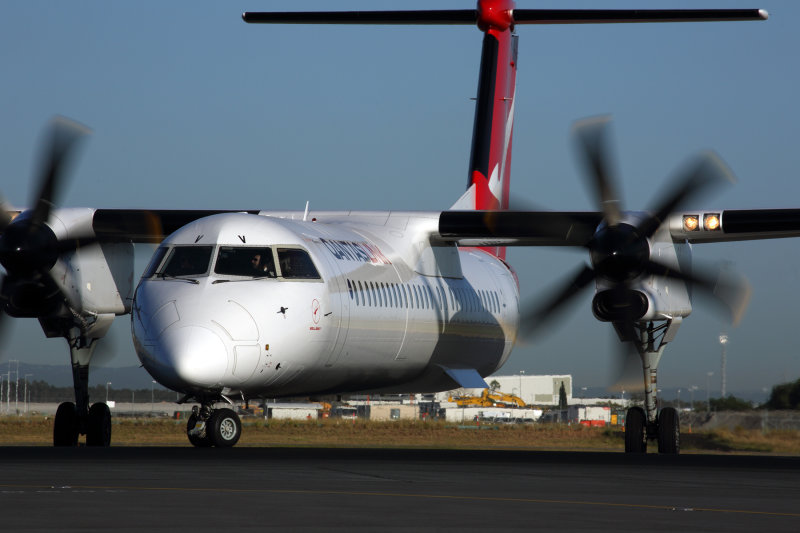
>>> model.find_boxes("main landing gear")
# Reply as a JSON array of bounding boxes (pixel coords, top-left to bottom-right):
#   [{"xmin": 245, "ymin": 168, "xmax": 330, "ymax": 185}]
[
  {"xmin": 50, "ymin": 321, "xmax": 114, "ymax": 447},
  {"xmin": 621, "ymin": 319, "xmax": 681, "ymax": 454},
  {"xmin": 186, "ymin": 401, "xmax": 242, "ymax": 448}
]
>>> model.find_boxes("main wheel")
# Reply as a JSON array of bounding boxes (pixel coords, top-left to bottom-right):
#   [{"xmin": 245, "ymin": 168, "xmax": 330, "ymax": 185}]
[
  {"xmin": 624, "ymin": 406, "xmax": 647, "ymax": 453},
  {"xmin": 53, "ymin": 402, "xmax": 79, "ymax": 447},
  {"xmin": 186, "ymin": 413, "xmax": 213, "ymax": 448},
  {"xmin": 657, "ymin": 407, "xmax": 680, "ymax": 454},
  {"xmin": 208, "ymin": 408, "xmax": 242, "ymax": 448},
  {"xmin": 86, "ymin": 402, "xmax": 112, "ymax": 447}
]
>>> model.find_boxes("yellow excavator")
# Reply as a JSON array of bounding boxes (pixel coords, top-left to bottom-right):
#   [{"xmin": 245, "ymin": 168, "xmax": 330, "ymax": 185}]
[{"xmin": 448, "ymin": 388, "xmax": 526, "ymax": 408}]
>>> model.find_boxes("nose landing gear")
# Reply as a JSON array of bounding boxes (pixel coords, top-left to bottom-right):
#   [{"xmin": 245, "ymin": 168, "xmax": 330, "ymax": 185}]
[
  {"xmin": 622, "ymin": 319, "xmax": 681, "ymax": 454},
  {"xmin": 187, "ymin": 402, "xmax": 242, "ymax": 448}
]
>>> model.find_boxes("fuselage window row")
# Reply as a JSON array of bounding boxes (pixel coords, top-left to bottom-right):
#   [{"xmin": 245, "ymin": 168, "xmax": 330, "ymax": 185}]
[{"xmin": 345, "ymin": 278, "xmax": 500, "ymax": 323}]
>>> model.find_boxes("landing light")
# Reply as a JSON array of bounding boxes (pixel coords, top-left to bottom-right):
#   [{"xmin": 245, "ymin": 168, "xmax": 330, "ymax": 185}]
[
  {"xmin": 683, "ymin": 215, "xmax": 700, "ymax": 232},
  {"xmin": 703, "ymin": 214, "xmax": 721, "ymax": 231}
]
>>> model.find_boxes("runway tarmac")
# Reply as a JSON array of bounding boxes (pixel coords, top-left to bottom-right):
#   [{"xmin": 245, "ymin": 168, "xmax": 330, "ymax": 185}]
[{"xmin": 0, "ymin": 447, "xmax": 798, "ymax": 532}]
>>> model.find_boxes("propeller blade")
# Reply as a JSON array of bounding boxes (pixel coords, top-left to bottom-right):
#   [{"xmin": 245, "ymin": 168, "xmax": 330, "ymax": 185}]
[
  {"xmin": 0, "ymin": 273, "xmax": 7, "ymax": 342},
  {"xmin": 608, "ymin": 338, "xmax": 645, "ymax": 393},
  {"xmin": 0, "ymin": 193, "xmax": 14, "ymax": 233},
  {"xmin": 573, "ymin": 116, "xmax": 623, "ymax": 227},
  {"xmin": 55, "ymin": 233, "xmax": 101, "ymax": 256},
  {"xmin": 642, "ymin": 260, "xmax": 751, "ymax": 325},
  {"xmin": 518, "ymin": 264, "xmax": 596, "ymax": 339},
  {"xmin": 29, "ymin": 117, "xmax": 91, "ymax": 230},
  {"xmin": 638, "ymin": 151, "xmax": 735, "ymax": 239}
]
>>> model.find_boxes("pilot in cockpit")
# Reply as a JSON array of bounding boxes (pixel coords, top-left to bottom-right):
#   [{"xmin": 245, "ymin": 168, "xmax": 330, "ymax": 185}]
[{"xmin": 251, "ymin": 253, "xmax": 276, "ymax": 278}]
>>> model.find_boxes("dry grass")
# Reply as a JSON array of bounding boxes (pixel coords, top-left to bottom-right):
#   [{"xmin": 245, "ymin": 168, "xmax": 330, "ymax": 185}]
[{"xmin": 2, "ymin": 416, "xmax": 799, "ymax": 454}]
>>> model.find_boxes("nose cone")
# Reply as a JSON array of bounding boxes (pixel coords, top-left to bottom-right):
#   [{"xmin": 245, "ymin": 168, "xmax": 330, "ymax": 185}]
[{"xmin": 159, "ymin": 325, "xmax": 229, "ymax": 389}]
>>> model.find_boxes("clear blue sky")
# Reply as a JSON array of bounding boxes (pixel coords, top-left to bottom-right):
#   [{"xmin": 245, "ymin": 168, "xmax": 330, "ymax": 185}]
[{"xmin": 1, "ymin": 1, "xmax": 799, "ymax": 397}]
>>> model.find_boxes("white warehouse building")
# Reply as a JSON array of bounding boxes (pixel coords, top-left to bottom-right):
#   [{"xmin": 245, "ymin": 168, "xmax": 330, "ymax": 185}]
[{"xmin": 435, "ymin": 374, "xmax": 573, "ymax": 406}]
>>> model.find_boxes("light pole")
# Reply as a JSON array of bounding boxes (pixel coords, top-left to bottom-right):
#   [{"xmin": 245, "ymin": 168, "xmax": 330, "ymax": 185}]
[
  {"xmin": 24, "ymin": 374, "xmax": 32, "ymax": 414},
  {"xmin": 518, "ymin": 370, "xmax": 525, "ymax": 404},
  {"xmin": 581, "ymin": 387, "xmax": 587, "ymax": 401},
  {"xmin": 677, "ymin": 388, "xmax": 681, "ymax": 409},
  {"xmin": 5, "ymin": 371, "xmax": 10, "ymax": 413},
  {"xmin": 151, "ymin": 380, "xmax": 156, "ymax": 412},
  {"xmin": 106, "ymin": 382, "xmax": 112, "ymax": 403},
  {"xmin": 689, "ymin": 385, "xmax": 698, "ymax": 410},
  {"xmin": 719, "ymin": 334, "xmax": 728, "ymax": 398},
  {"xmin": 11, "ymin": 360, "xmax": 19, "ymax": 414},
  {"xmin": 706, "ymin": 372, "xmax": 714, "ymax": 412}
]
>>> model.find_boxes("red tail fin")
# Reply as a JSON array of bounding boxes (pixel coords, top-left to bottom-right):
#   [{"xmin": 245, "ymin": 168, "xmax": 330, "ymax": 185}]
[{"xmin": 453, "ymin": 1, "xmax": 519, "ymax": 260}]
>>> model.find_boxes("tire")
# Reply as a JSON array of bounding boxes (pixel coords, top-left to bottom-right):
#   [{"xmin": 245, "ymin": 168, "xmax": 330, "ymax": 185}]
[
  {"xmin": 624, "ymin": 406, "xmax": 647, "ymax": 454},
  {"xmin": 53, "ymin": 402, "xmax": 79, "ymax": 447},
  {"xmin": 208, "ymin": 408, "xmax": 242, "ymax": 448},
  {"xmin": 86, "ymin": 402, "xmax": 112, "ymax": 447},
  {"xmin": 657, "ymin": 407, "xmax": 680, "ymax": 454},
  {"xmin": 186, "ymin": 414, "xmax": 213, "ymax": 448}
]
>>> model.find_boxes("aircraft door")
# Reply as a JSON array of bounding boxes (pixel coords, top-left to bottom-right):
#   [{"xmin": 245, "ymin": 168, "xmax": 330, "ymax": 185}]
[{"xmin": 309, "ymin": 239, "xmax": 349, "ymax": 367}]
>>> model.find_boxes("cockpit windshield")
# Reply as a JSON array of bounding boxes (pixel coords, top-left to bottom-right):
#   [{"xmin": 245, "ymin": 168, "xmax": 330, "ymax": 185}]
[
  {"xmin": 143, "ymin": 244, "xmax": 320, "ymax": 281},
  {"xmin": 160, "ymin": 246, "xmax": 213, "ymax": 277},
  {"xmin": 214, "ymin": 246, "xmax": 276, "ymax": 278},
  {"xmin": 277, "ymin": 248, "xmax": 321, "ymax": 279}
]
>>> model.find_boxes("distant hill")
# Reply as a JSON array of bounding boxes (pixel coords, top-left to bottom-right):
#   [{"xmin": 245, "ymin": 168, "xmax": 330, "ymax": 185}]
[{"xmin": 1, "ymin": 362, "xmax": 169, "ymax": 391}]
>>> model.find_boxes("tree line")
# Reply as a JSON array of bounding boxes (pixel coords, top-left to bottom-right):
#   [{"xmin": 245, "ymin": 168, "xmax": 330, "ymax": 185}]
[{"xmin": 0, "ymin": 380, "xmax": 179, "ymax": 404}]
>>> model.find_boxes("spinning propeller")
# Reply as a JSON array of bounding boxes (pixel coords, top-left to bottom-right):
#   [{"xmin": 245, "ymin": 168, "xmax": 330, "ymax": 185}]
[
  {"xmin": 519, "ymin": 117, "xmax": 750, "ymax": 384},
  {"xmin": 0, "ymin": 117, "xmax": 97, "ymax": 321}
]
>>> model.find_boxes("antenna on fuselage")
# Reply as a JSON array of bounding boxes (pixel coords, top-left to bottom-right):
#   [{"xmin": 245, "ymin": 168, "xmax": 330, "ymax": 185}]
[{"xmin": 303, "ymin": 201, "xmax": 309, "ymax": 222}]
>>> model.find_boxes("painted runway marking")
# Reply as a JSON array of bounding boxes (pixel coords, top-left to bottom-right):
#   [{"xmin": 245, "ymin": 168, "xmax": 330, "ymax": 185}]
[{"xmin": 1, "ymin": 483, "xmax": 798, "ymax": 518}]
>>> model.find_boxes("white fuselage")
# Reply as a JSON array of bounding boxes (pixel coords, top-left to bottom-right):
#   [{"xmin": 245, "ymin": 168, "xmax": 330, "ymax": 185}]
[{"xmin": 131, "ymin": 212, "xmax": 519, "ymax": 399}]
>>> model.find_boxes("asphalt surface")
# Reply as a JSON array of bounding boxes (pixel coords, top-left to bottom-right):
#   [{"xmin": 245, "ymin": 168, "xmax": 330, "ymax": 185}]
[{"xmin": 0, "ymin": 447, "xmax": 798, "ymax": 532}]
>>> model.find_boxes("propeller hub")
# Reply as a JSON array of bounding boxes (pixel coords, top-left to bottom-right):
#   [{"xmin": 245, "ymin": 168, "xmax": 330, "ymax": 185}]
[
  {"xmin": 589, "ymin": 224, "xmax": 650, "ymax": 282},
  {"xmin": 0, "ymin": 219, "xmax": 60, "ymax": 276}
]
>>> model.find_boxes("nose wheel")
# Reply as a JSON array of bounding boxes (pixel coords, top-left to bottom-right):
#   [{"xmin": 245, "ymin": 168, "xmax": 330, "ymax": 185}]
[{"xmin": 187, "ymin": 404, "xmax": 242, "ymax": 448}]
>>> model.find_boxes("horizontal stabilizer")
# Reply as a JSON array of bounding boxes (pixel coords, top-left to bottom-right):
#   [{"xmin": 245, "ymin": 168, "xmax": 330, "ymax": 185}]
[
  {"xmin": 439, "ymin": 366, "xmax": 489, "ymax": 389},
  {"xmin": 243, "ymin": 9, "xmax": 767, "ymax": 27},
  {"xmin": 243, "ymin": 10, "xmax": 477, "ymax": 25},
  {"xmin": 512, "ymin": 9, "xmax": 768, "ymax": 24}
]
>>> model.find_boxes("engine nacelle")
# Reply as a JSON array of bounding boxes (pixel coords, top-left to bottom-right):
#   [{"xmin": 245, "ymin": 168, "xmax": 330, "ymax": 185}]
[
  {"xmin": 50, "ymin": 209, "xmax": 135, "ymax": 316},
  {"xmin": 592, "ymin": 288, "xmax": 649, "ymax": 322}
]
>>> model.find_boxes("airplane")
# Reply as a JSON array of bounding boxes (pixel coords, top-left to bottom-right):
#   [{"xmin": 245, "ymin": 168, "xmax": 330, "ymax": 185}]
[{"xmin": 1, "ymin": 1, "xmax": 798, "ymax": 452}]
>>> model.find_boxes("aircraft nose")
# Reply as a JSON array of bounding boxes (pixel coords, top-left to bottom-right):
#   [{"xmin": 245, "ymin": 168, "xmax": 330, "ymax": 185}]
[{"xmin": 159, "ymin": 325, "xmax": 229, "ymax": 389}]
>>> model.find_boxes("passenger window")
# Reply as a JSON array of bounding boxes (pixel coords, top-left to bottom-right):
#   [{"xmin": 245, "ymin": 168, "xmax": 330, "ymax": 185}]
[
  {"xmin": 277, "ymin": 248, "xmax": 321, "ymax": 279},
  {"xmin": 161, "ymin": 246, "xmax": 213, "ymax": 277},
  {"xmin": 215, "ymin": 246, "xmax": 276, "ymax": 278},
  {"xmin": 358, "ymin": 281, "xmax": 366, "ymax": 306}
]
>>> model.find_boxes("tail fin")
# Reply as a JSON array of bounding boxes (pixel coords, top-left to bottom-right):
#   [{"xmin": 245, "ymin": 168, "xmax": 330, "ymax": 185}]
[
  {"xmin": 451, "ymin": 9, "xmax": 519, "ymax": 261},
  {"xmin": 242, "ymin": 2, "xmax": 765, "ymax": 261}
]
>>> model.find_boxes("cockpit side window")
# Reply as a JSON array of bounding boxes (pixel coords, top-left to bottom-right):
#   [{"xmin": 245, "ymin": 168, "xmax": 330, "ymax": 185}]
[
  {"xmin": 214, "ymin": 246, "xmax": 276, "ymax": 278},
  {"xmin": 143, "ymin": 246, "xmax": 169, "ymax": 279},
  {"xmin": 161, "ymin": 246, "xmax": 213, "ymax": 277},
  {"xmin": 276, "ymin": 248, "xmax": 321, "ymax": 279}
]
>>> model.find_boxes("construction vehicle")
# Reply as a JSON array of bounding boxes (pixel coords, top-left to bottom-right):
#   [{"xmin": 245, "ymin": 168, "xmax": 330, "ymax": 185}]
[{"xmin": 448, "ymin": 389, "xmax": 526, "ymax": 408}]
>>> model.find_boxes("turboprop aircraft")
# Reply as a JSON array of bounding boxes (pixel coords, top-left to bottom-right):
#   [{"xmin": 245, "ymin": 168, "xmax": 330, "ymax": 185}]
[{"xmin": 2, "ymin": 2, "xmax": 798, "ymax": 452}]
